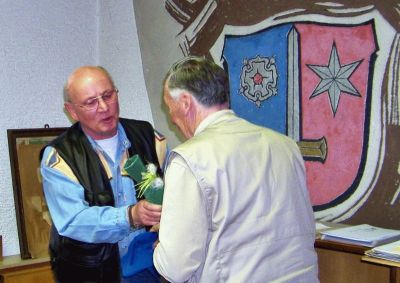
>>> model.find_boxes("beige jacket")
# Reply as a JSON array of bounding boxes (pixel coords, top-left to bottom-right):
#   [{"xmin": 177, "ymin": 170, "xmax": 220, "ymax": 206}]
[{"xmin": 154, "ymin": 110, "xmax": 318, "ymax": 283}]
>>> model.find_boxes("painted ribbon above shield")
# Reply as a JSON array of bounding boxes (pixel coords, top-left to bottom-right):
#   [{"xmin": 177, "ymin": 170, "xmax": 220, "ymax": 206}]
[{"xmin": 222, "ymin": 20, "xmax": 382, "ymax": 220}]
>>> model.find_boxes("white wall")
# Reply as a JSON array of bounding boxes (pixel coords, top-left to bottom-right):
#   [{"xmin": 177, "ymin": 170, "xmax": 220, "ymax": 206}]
[
  {"xmin": 133, "ymin": 1, "xmax": 185, "ymax": 148},
  {"xmin": 0, "ymin": 0, "xmax": 150, "ymax": 256},
  {"xmin": 98, "ymin": 1, "xmax": 153, "ymax": 122}
]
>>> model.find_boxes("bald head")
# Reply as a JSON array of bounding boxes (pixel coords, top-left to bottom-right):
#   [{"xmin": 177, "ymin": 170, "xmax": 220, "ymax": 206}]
[{"xmin": 64, "ymin": 66, "xmax": 115, "ymax": 103}]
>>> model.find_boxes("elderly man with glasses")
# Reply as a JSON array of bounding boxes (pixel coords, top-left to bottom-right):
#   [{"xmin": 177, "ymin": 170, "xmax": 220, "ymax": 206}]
[{"xmin": 40, "ymin": 66, "xmax": 165, "ymax": 283}]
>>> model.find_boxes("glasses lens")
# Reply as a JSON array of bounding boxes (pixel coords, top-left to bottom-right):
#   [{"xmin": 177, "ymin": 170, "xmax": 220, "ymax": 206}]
[
  {"xmin": 83, "ymin": 98, "xmax": 98, "ymax": 110},
  {"xmin": 102, "ymin": 90, "xmax": 116, "ymax": 102}
]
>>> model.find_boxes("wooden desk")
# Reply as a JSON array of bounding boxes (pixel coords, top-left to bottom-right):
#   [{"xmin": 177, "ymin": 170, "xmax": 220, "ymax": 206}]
[
  {"xmin": 0, "ymin": 255, "xmax": 54, "ymax": 283},
  {"xmin": 362, "ymin": 255, "xmax": 400, "ymax": 283},
  {"xmin": 316, "ymin": 239, "xmax": 400, "ymax": 283}
]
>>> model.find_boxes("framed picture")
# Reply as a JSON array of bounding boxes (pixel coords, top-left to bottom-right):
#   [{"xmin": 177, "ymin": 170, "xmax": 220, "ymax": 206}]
[{"xmin": 7, "ymin": 126, "xmax": 67, "ymax": 259}]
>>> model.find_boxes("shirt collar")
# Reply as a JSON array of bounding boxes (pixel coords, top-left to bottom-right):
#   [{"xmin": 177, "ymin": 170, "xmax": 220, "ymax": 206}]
[
  {"xmin": 194, "ymin": 109, "xmax": 234, "ymax": 136},
  {"xmin": 85, "ymin": 122, "xmax": 131, "ymax": 151},
  {"xmin": 117, "ymin": 122, "xmax": 131, "ymax": 149}
]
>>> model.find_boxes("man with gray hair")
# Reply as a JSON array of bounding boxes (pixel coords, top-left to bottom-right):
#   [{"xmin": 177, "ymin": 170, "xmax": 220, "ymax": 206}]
[{"xmin": 153, "ymin": 56, "xmax": 318, "ymax": 282}]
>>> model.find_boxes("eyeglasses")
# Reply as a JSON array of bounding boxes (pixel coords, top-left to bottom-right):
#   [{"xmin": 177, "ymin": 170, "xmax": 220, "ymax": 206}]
[{"xmin": 71, "ymin": 89, "xmax": 118, "ymax": 111}]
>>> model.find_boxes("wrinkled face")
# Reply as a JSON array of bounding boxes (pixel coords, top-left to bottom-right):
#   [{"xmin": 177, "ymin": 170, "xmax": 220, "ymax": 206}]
[
  {"xmin": 163, "ymin": 84, "xmax": 192, "ymax": 139},
  {"xmin": 65, "ymin": 69, "xmax": 120, "ymax": 140}
]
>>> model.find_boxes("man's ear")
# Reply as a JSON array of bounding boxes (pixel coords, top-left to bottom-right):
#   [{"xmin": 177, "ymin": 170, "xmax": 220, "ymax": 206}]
[
  {"xmin": 178, "ymin": 91, "xmax": 193, "ymax": 114},
  {"xmin": 64, "ymin": 103, "xmax": 78, "ymax": 121}
]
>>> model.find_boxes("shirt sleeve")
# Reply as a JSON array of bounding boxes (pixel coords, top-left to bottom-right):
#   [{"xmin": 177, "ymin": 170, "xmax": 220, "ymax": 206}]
[
  {"xmin": 153, "ymin": 153, "xmax": 208, "ymax": 282},
  {"xmin": 40, "ymin": 146, "xmax": 131, "ymax": 243}
]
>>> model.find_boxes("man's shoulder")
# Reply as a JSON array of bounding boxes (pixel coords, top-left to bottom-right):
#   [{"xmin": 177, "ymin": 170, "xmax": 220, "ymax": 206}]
[
  {"xmin": 172, "ymin": 134, "xmax": 205, "ymax": 157},
  {"xmin": 119, "ymin": 118, "xmax": 155, "ymax": 137},
  {"xmin": 119, "ymin": 118, "xmax": 166, "ymax": 142},
  {"xmin": 119, "ymin": 117, "xmax": 152, "ymax": 128},
  {"xmin": 154, "ymin": 129, "xmax": 166, "ymax": 142}
]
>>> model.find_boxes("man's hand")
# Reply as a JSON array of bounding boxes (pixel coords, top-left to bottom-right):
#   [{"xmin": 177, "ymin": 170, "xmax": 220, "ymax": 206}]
[
  {"xmin": 130, "ymin": 200, "xmax": 162, "ymax": 227},
  {"xmin": 150, "ymin": 223, "xmax": 160, "ymax": 232}
]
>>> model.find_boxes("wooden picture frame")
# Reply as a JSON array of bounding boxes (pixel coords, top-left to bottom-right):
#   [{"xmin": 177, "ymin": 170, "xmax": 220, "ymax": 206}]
[{"xmin": 7, "ymin": 126, "xmax": 67, "ymax": 259}]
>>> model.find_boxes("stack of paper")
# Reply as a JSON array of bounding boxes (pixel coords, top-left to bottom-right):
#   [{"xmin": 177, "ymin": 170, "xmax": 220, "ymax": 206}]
[
  {"xmin": 365, "ymin": 240, "xmax": 400, "ymax": 262},
  {"xmin": 319, "ymin": 224, "xmax": 400, "ymax": 247}
]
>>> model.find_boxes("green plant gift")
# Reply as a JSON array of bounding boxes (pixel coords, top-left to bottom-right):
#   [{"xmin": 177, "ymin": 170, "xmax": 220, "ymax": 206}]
[{"xmin": 124, "ymin": 154, "xmax": 164, "ymax": 205}]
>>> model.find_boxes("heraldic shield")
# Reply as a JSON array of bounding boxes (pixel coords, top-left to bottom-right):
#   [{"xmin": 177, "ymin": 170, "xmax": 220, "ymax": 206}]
[{"xmin": 222, "ymin": 21, "xmax": 377, "ymax": 212}]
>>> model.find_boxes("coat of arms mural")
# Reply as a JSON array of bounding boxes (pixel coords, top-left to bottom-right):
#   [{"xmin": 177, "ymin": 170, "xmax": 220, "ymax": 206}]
[{"xmin": 164, "ymin": 0, "xmax": 400, "ymax": 228}]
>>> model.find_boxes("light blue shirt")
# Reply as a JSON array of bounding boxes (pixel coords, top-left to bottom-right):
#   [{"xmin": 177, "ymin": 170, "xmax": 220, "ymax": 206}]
[{"xmin": 40, "ymin": 123, "xmax": 144, "ymax": 259}]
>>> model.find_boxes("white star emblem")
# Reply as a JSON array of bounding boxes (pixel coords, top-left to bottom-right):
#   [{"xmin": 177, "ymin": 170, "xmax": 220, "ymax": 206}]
[{"xmin": 307, "ymin": 42, "xmax": 363, "ymax": 116}]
